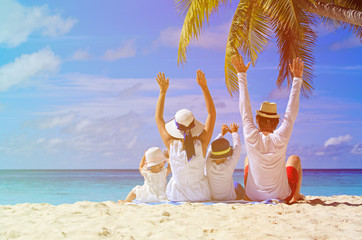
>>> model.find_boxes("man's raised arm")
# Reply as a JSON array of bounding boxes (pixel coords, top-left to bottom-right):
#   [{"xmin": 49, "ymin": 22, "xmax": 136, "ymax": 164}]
[
  {"xmin": 275, "ymin": 58, "xmax": 304, "ymax": 139},
  {"xmin": 231, "ymin": 54, "xmax": 258, "ymax": 142}
]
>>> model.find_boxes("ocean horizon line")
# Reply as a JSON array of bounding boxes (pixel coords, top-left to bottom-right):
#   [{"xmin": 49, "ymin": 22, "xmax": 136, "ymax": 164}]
[{"xmin": 1, "ymin": 168, "xmax": 361, "ymax": 171}]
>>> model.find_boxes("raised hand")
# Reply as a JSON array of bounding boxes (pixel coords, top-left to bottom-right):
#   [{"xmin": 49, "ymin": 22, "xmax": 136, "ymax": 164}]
[
  {"xmin": 156, "ymin": 72, "xmax": 169, "ymax": 93},
  {"xmin": 196, "ymin": 69, "xmax": 208, "ymax": 89},
  {"xmin": 289, "ymin": 58, "xmax": 304, "ymax": 78},
  {"xmin": 231, "ymin": 54, "xmax": 251, "ymax": 73},
  {"xmin": 221, "ymin": 124, "xmax": 229, "ymax": 136},
  {"xmin": 229, "ymin": 123, "xmax": 239, "ymax": 133},
  {"xmin": 163, "ymin": 149, "xmax": 169, "ymax": 159}
]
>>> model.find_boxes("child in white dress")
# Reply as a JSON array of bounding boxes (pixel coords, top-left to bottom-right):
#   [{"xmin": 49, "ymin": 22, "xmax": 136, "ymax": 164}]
[{"xmin": 119, "ymin": 147, "xmax": 171, "ymax": 203}]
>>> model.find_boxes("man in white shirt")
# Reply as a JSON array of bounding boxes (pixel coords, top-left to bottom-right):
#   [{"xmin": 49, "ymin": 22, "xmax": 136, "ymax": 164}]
[
  {"xmin": 206, "ymin": 123, "xmax": 245, "ymax": 201},
  {"xmin": 231, "ymin": 54, "xmax": 304, "ymax": 204}
]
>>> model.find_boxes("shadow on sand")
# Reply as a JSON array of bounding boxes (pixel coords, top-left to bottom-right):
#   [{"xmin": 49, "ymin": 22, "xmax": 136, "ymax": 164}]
[{"xmin": 304, "ymin": 198, "xmax": 362, "ymax": 207}]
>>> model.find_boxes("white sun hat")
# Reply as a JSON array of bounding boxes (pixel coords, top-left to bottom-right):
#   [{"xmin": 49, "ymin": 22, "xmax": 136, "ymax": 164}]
[
  {"xmin": 145, "ymin": 147, "xmax": 167, "ymax": 167},
  {"xmin": 165, "ymin": 109, "xmax": 205, "ymax": 139},
  {"xmin": 256, "ymin": 101, "xmax": 280, "ymax": 119}
]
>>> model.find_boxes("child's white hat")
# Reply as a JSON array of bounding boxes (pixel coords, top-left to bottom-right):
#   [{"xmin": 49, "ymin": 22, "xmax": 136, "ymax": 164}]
[{"xmin": 145, "ymin": 147, "xmax": 167, "ymax": 167}]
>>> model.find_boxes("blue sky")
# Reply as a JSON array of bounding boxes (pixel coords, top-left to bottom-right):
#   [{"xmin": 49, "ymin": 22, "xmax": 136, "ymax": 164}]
[{"xmin": 0, "ymin": 0, "xmax": 361, "ymax": 169}]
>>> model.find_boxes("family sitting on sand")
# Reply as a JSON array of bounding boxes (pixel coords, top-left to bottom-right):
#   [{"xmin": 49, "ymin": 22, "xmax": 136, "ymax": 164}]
[{"xmin": 119, "ymin": 55, "xmax": 305, "ymax": 204}]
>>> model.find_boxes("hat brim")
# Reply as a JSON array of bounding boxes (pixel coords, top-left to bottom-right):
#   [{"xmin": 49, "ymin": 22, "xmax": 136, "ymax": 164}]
[
  {"xmin": 210, "ymin": 148, "xmax": 233, "ymax": 160},
  {"xmin": 256, "ymin": 110, "xmax": 280, "ymax": 119},
  {"xmin": 165, "ymin": 118, "xmax": 205, "ymax": 139},
  {"xmin": 146, "ymin": 156, "xmax": 167, "ymax": 167}
]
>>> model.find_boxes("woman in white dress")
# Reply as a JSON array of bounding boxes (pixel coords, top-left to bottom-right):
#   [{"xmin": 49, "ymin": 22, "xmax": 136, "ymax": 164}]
[
  {"xmin": 119, "ymin": 147, "xmax": 171, "ymax": 203},
  {"xmin": 155, "ymin": 70, "xmax": 216, "ymax": 202}
]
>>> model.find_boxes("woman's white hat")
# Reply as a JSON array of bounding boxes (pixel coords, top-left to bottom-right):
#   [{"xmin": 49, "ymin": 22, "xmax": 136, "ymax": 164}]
[
  {"xmin": 165, "ymin": 109, "xmax": 205, "ymax": 139},
  {"xmin": 256, "ymin": 101, "xmax": 280, "ymax": 119},
  {"xmin": 145, "ymin": 147, "xmax": 167, "ymax": 167}
]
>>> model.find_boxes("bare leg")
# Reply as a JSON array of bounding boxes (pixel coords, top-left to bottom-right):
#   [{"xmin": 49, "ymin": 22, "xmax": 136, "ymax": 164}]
[
  {"xmin": 286, "ymin": 155, "xmax": 304, "ymax": 203},
  {"xmin": 243, "ymin": 156, "xmax": 249, "ymax": 186},
  {"xmin": 243, "ymin": 156, "xmax": 251, "ymax": 201},
  {"xmin": 118, "ymin": 191, "xmax": 136, "ymax": 204}
]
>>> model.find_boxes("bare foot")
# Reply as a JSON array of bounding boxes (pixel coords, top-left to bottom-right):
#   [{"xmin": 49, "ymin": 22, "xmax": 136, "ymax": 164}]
[
  {"xmin": 289, "ymin": 193, "xmax": 305, "ymax": 204},
  {"xmin": 118, "ymin": 200, "xmax": 126, "ymax": 205}
]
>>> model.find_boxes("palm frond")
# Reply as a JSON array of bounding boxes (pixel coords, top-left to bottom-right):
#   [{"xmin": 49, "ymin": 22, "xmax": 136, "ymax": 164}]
[
  {"xmin": 176, "ymin": 0, "xmax": 229, "ymax": 65},
  {"xmin": 271, "ymin": 0, "xmax": 317, "ymax": 97},
  {"xmin": 341, "ymin": 22, "xmax": 362, "ymax": 38},
  {"xmin": 224, "ymin": 0, "xmax": 272, "ymax": 95},
  {"xmin": 316, "ymin": 0, "xmax": 362, "ymax": 37},
  {"xmin": 319, "ymin": 16, "xmax": 362, "ymax": 38},
  {"xmin": 263, "ymin": 0, "xmax": 306, "ymax": 32},
  {"xmin": 335, "ymin": 0, "xmax": 362, "ymax": 11}
]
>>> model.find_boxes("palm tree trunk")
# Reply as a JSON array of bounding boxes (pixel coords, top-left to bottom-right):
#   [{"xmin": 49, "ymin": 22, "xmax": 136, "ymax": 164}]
[{"xmin": 301, "ymin": 0, "xmax": 362, "ymax": 27}]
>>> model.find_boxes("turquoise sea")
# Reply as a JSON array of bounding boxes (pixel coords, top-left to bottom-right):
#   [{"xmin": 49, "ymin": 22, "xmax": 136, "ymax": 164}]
[{"xmin": 0, "ymin": 169, "xmax": 361, "ymax": 205}]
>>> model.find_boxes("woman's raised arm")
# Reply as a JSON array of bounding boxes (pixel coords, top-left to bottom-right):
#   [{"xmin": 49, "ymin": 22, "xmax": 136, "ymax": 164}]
[
  {"xmin": 197, "ymin": 70, "xmax": 216, "ymax": 157},
  {"xmin": 155, "ymin": 72, "xmax": 173, "ymax": 149}
]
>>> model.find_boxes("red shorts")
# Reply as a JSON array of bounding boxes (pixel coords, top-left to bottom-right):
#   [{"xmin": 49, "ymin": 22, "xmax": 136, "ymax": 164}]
[
  {"xmin": 244, "ymin": 165, "xmax": 298, "ymax": 202},
  {"xmin": 284, "ymin": 166, "xmax": 299, "ymax": 203}
]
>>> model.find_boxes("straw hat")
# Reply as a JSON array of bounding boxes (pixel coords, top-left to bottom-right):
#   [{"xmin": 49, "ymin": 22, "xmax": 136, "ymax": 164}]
[
  {"xmin": 256, "ymin": 101, "xmax": 280, "ymax": 119},
  {"xmin": 165, "ymin": 109, "xmax": 204, "ymax": 139},
  {"xmin": 210, "ymin": 138, "xmax": 233, "ymax": 160},
  {"xmin": 145, "ymin": 147, "xmax": 167, "ymax": 167}
]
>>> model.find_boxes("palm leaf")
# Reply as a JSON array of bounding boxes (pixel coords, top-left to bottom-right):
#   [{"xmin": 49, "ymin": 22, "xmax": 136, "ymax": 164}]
[
  {"xmin": 176, "ymin": 0, "xmax": 229, "ymax": 65},
  {"xmin": 224, "ymin": 0, "xmax": 272, "ymax": 95},
  {"xmin": 317, "ymin": 0, "xmax": 362, "ymax": 38},
  {"xmin": 262, "ymin": 0, "xmax": 316, "ymax": 97},
  {"xmin": 319, "ymin": 16, "xmax": 362, "ymax": 38}
]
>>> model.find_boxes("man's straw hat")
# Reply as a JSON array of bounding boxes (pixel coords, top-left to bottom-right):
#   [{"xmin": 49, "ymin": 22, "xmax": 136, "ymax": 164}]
[{"xmin": 256, "ymin": 101, "xmax": 280, "ymax": 119}]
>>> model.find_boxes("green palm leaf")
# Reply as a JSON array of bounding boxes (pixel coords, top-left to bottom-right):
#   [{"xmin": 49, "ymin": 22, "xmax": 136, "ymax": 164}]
[
  {"xmin": 267, "ymin": 0, "xmax": 317, "ymax": 97},
  {"xmin": 176, "ymin": 0, "xmax": 229, "ymax": 65},
  {"xmin": 225, "ymin": 0, "xmax": 272, "ymax": 95},
  {"xmin": 317, "ymin": 0, "xmax": 362, "ymax": 38}
]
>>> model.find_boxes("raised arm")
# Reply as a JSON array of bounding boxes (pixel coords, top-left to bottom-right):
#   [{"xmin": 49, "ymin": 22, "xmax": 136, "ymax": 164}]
[
  {"xmin": 163, "ymin": 150, "xmax": 172, "ymax": 176},
  {"xmin": 229, "ymin": 123, "xmax": 242, "ymax": 169},
  {"xmin": 231, "ymin": 54, "xmax": 259, "ymax": 143},
  {"xmin": 274, "ymin": 58, "xmax": 304, "ymax": 139},
  {"xmin": 197, "ymin": 70, "xmax": 216, "ymax": 157},
  {"xmin": 155, "ymin": 72, "xmax": 173, "ymax": 149},
  {"xmin": 139, "ymin": 154, "xmax": 146, "ymax": 176}
]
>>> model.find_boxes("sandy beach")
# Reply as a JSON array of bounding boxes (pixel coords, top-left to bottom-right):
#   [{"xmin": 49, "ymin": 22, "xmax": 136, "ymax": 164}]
[{"xmin": 0, "ymin": 195, "xmax": 361, "ymax": 240}]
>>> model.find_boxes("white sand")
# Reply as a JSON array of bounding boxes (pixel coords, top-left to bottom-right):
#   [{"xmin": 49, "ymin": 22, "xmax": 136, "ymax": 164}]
[{"xmin": 0, "ymin": 195, "xmax": 361, "ymax": 240}]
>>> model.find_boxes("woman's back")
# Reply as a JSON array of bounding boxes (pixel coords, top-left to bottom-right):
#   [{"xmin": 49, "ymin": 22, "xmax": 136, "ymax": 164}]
[{"xmin": 166, "ymin": 139, "xmax": 211, "ymax": 201}]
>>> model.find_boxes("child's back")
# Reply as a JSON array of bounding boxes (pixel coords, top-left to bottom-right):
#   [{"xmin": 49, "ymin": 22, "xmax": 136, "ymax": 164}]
[
  {"xmin": 206, "ymin": 124, "xmax": 244, "ymax": 201},
  {"xmin": 133, "ymin": 167, "xmax": 168, "ymax": 202}
]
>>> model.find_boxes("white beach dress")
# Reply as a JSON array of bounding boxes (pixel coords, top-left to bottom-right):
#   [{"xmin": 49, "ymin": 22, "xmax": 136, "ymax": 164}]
[
  {"xmin": 132, "ymin": 167, "xmax": 168, "ymax": 203},
  {"xmin": 166, "ymin": 139, "xmax": 211, "ymax": 202}
]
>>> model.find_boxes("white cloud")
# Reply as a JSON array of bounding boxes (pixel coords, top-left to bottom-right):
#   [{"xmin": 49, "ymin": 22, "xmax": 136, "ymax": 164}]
[
  {"xmin": 101, "ymin": 39, "xmax": 136, "ymax": 61},
  {"xmin": 48, "ymin": 138, "xmax": 64, "ymax": 145},
  {"xmin": 0, "ymin": 0, "xmax": 77, "ymax": 47},
  {"xmin": 127, "ymin": 136, "xmax": 138, "ymax": 149},
  {"xmin": 156, "ymin": 26, "xmax": 181, "ymax": 48},
  {"xmin": 72, "ymin": 48, "xmax": 91, "ymax": 61},
  {"xmin": 351, "ymin": 142, "xmax": 362, "ymax": 155},
  {"xmin": 324, "ymin": 134, "xmax": 352, "ymax": 148},
  {"xmin": 0, "ymin": 47, "xmax": 61, "ymax": 91},
  {"xmin": 330, "ymin": 35, "xmax": 362, "ymax": 50},
  {"xmin": 268, "ymin": 87, "xmax": 290, "ymax": 100},
  {"xmin": 152, "ymin": 22, "xmax": 230, "ymax": 52},
  {"xmin": 38, "ymin": 112, "xmax": 75, "ymax": 129},
  {"xmin": 191, "ymin": 22, "xmax": 229, "ymax": 50}
]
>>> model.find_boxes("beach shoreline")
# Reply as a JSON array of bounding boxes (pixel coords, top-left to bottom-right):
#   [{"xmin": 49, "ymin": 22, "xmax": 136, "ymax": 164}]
[{"xmin": 0, "ymin": 195, "xmax": 361, "ymax": 239}]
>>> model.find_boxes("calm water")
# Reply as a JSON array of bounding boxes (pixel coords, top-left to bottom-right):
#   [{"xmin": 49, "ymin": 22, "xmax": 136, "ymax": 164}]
[{"xmin": 0, "ymin": 169, "xmax": 361, "ymax": 205}]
